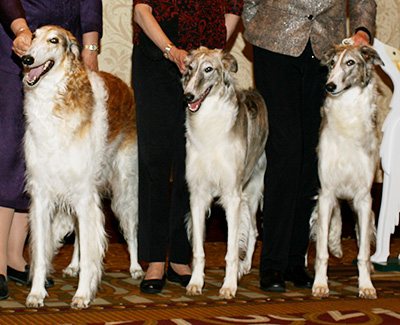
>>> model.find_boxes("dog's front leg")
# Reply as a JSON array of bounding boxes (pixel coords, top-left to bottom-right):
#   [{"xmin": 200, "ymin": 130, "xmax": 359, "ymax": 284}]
[
  {"xmin": 26, "ymin": 196, "xmax": 53, "ymax": 308},
  {"xmin": 71, "ymin": 196, "xmax": 107, "ymax": 309},
  {"xmin": 312, "ymin": 194, "xmax": 334, "ymax": 298},
  {"xmin": 220, "ymin": 193, "xmax": 241, "ymax": 299},
  {"xmin": 186, "ymin": 194, "xmax": 210, "ymax": 296},
  {"xmin": 354, "ymin": 195, "xmax": 376, "ymax": 299}
]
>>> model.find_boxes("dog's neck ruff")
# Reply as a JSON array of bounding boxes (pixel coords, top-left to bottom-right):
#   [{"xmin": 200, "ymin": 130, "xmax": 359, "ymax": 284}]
[
  {"xmin": 25, "ymin": 60, "xmax": 54, "ymax": 86},
  {"xmin": 188, "ymin": 87, "xmax": 212, "ymax": 113}
]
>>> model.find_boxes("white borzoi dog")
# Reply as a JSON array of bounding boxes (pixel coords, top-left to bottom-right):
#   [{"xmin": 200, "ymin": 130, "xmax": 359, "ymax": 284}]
[
  {"xmin": 182, "ymin": 47, "xmax": 269, "ymax": 299},
  {"xmin": 311, "ymin": 44, "xmax": 383, "ymax": 299},
  {"xmin": 22, "ymin": 25, "xmax": 143, "ymax": 308}
]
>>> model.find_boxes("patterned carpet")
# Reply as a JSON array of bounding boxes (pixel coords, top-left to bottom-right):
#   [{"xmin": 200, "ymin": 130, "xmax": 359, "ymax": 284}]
[{"xmin": 1, "ymin": 239, "xmax": 400, "ymax": 324}]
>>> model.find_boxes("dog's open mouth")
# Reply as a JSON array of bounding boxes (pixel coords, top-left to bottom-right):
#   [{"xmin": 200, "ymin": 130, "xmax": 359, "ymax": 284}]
[
  {"xmin": 24, "ymin": 60, "xmax": 54, "ymax": 86},
  {"xmin": 187, "ymin": 87, "xmax": 212, "ymax": 112}
]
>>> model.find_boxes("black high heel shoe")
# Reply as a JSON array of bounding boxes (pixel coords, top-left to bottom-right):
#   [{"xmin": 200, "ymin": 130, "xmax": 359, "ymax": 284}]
[
  {"xmin": 167, "ymin": 264, "xmax": 191, "ymax": 287},
  {"xmin": 140, "ymin": 274, "xmax": 166, "ymax": 294},
  {"xmin": 7, "ymin": 265, "xmax": 55, "ymax": 288},
  {"xmin": 0, "ymin": 275, "xmax": 9, "ymax": 300}
]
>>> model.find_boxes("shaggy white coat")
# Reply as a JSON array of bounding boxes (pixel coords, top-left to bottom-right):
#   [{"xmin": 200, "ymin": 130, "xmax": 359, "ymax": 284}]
[{"xmin": 22, "ymin": 26, "xmax": 142, "ymax": 309}]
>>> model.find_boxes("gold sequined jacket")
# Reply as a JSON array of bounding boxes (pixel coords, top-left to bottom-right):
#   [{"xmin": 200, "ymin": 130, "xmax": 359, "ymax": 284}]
[{"xmin": 242, "ymin": 0, "xmax": 376, "ymax": 59}]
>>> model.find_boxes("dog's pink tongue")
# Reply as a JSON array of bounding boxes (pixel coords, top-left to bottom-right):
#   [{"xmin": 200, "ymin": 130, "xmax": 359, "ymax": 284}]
[
  {"xmin": 189, "ymin": 98, "xmax": 202, "ymax": 111},
  {"xmin": 28, "ymin": 64, "xmax": 45, "ymax": 81}
]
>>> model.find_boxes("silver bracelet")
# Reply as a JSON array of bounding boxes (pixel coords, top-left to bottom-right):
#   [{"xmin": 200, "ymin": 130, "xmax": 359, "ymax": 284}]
[{"xmin": 163, "ymin": 44, "xmax": 174, "ymax": 59}]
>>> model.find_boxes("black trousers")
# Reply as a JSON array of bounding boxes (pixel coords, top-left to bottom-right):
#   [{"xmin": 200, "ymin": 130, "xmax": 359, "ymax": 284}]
[
  {"xmin": 253, "ymin": 42, "xmax": 328, "ymax": 272},
  {"xmin": 132, "ymin": 46, "xmax": 192, "ymax": 264}
]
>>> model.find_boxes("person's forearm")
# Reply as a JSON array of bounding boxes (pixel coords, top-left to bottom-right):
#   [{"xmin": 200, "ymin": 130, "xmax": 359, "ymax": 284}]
[
  {"xmin": 134, "ymin": 4, "xmax": 173, "ymax": 52},
  {"xmin": 10, "ymin": 18, "xmax": 29, "ymax": 37},
  {"xmin": 225, "ymin": 13, "xmax": 240, "ymax": 41}
]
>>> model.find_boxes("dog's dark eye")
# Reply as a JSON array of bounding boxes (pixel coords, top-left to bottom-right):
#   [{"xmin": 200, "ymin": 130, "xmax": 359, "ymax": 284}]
[
  {"xmin": 330, "ymin": 60, "xmax": 335, "ymax": 67},
  {"xmin": 31, "ymin": 34, "xmax": 36, "ymax": 41},
  {"xmin": 346, "ymin": 60, "xmax": 355, "ymax": 66},
  {"xmin": 204, "ymin": 67, "xmax": 213, "ymax": 73},
  {"xmin": 49, "ymin": 38, "xmax": 59, "ymax": 44}
]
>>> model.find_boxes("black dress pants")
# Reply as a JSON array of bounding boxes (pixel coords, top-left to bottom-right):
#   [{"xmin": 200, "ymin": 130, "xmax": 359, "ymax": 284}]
[
  {"xmin": 253, "ymin": 42, "xmax": 328, "ymax": 272},
  {"xmin": 132, "ymin": 45, "xmax": 192, "ymax": 264}
]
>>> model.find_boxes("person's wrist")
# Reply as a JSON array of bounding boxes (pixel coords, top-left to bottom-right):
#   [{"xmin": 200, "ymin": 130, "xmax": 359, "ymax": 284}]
[
  {"xmin": 163, "ymin": 43, "xmax": 175, "ymax": 59},
  {"xmin": 15, "ymin": 27, "xmax": 30, "ymax": 38}
]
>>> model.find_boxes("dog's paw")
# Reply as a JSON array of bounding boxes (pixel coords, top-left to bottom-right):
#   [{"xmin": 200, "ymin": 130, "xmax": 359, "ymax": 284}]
[
  {"xmin": 239, "ymin": 261, "xmax": 251, "ymax": 278},
  {"xmin": 130, "ymin": 267, "xmax": 145, "ymax": 280},
  {"xmin": 359, "ymin": 286, "xmax": 377, "ymax": 299},
  {"xmin": 219, "ymin": 286, "xmax": 236, "ymax": 300},
  {"xmin": 329, "ymin": 246, "xmax": 343, "ymax": 259},
  {"xmin": 71, "ymin": 295, "xmax": 91, "ymax": 309},
  {"xmin": 26, "ymin": 294, "xmax": 45, "ymax": 308},
  {"xmin": 312, "ymin": 285, "xmax": 330, "ymax": 298},
  {"xmin": 63, "ymin": 266, "xmax": 79, "ymax": 278},
  {"xmin": 186, "ymin": 282, "xmax": 203, "ymax": 296}
]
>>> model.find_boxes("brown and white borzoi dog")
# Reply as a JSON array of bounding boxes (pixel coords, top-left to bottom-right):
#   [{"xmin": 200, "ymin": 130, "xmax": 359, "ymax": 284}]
[
  {"xmin": 22, "ymin": 25, "xmax": 143, "ymax": 308},
  {"xmin": 182, "ymin": 47, "xmax": 269, "ymax": 299},
  {"xmin": 311, "ymin": 44, "xmax": 383, "ymax": 299}
]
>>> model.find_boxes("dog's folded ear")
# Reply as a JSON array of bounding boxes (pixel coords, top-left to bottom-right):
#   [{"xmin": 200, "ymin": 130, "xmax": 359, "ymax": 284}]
[
  {"xmin": 321, "ymin": 46, "xmax": 336, "ymax": 66},
  {"xmin": 222, "ymin": 51, "xmax": 238, "ymax": 73},
  {"xmin": 64, "ymin": 31, "xmax": 81, "ymax": 61},
  {"xmin": 360, "ymin": 45, "xmax": 384, "ymax": 66}
]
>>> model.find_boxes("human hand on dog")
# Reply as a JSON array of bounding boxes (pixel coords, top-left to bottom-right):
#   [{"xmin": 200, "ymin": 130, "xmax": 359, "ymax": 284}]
[
  {"xmin": 350, "ymin": 30, "xmax": 371, "ymax": 46},
  {"xmin": 11, "ymin": 19, "xmax": 32, "ymax": 57},
  {"xmin": 168, "ymin": 46, "xmax": 188, "ymax": 74}
]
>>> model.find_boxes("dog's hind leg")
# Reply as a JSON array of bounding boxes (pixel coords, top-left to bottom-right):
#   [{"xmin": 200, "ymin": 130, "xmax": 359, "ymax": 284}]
[
  {"xmin": 48, "ymin": 210, "xmax": 79, "ymax": 277},
  {"xmin": 219, "ymin": 192, "xmax": 241, "ymax": 299},
  {"xmin": 71, "ymin": 193, "xmax": 107, "ymax": 309},
  {"xmin": 354, "ymin": 194, "xmax": 376, "ymax": 299},
  {"xmin": 26, "ymin": 195, "xmax": 54, "ymax": 308},
  {"xmin": 312, "ymin": 192, "xmax": 336, "ymax": 298},
  {"xmin": 239, "ymin": 156, "xmax": 265, "ymax": 277},
  {"xmin": 186, "ymin": 192, "xmax": 213, "ymax": 296},
  {"xmin": 328, "ymin": 205, "xmax": 343, "ymax": 258},
  {"xmin": 63, "ymin": 234, "xmax": 80, "ymax": 277},
  {"xmin": 110, "ymin": 143, "xmax": 144, "ymax": 279}
]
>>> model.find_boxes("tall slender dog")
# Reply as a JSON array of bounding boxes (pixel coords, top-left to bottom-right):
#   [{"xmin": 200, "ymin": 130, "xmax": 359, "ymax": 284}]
[
  {"xmin": 22, "ymin": 25, "xmax": 143, "ymax": 308},
  {"xmin": 182, "ymin": 47, "xmax": 269, "ymax": 299},
  {"xmin": 311, "ymin": 44, "xmax": 383, "ymax": 299}
]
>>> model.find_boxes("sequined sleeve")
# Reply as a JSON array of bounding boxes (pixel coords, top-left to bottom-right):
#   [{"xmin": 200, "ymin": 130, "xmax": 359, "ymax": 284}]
[{"xmin": 349, "ymin": 0, "xmax": 377, "ymax": 39}]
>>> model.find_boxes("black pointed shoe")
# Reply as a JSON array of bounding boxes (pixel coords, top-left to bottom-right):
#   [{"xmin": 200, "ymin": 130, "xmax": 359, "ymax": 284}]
[
  {"xmin": 140, "ymin": 274, "xmax": 166, "ymax": 294},
  {"xmin": 0, "ymin": 275, "xmax": 9, "ymax": 300},
  {"xmin": 167, "ymin": 264, "xmax": 191, "ymax": 287},
  {"xmin": 260, "ymin": 269, "xmax": 286, "ymax": 292},
  {"xmin": 284, "ymin": 266, "xmax": 313, "ymax": 289},
  {"xmin": 7, "ymin": 265, "xmax": 55, "ymax": 288}
]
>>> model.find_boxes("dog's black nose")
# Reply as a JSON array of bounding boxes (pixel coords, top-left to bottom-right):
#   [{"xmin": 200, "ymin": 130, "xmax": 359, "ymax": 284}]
[
  {"xmin": 184, "ymin": 93, "xmax": 195, "ymax": 103},
  {"xmin": 22, "ymin": 55, "xmax": 34, "ymax": 66},
  {"xmin": 326, "ymin": 83, "xmax": 336, "ymax": 93}
]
